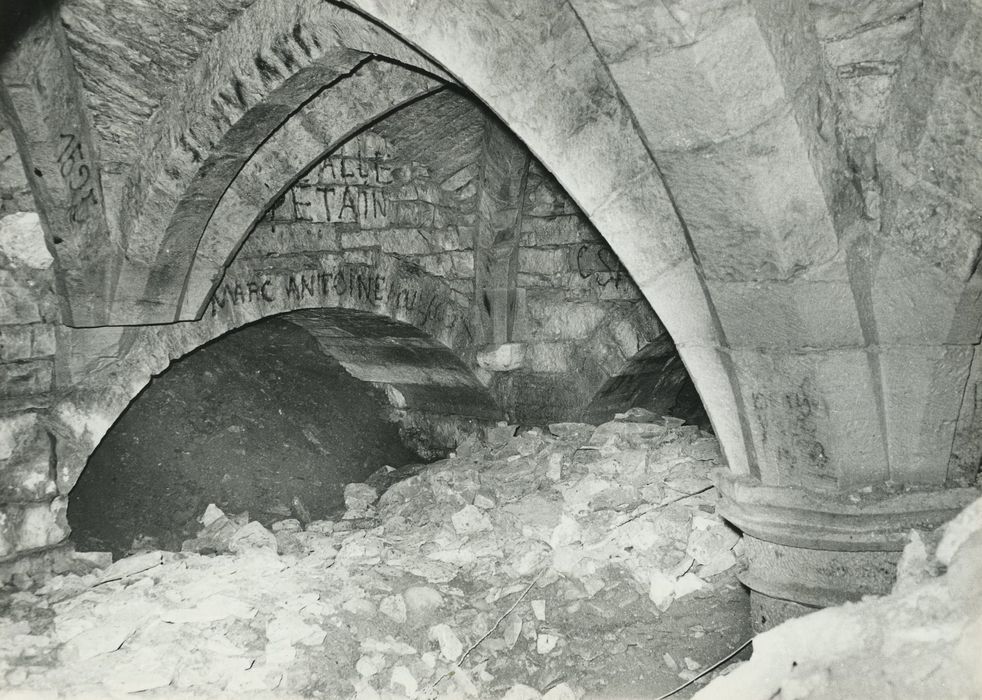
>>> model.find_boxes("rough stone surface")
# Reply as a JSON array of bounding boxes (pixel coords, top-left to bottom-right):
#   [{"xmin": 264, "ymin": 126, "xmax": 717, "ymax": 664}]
[
  {"xmin": 0, "ymin": 498, "xmax": 68, "ymax": 560},
  {"xmin": 0, "ymin": 1, "xmax": 979, "ymax": 690},
  {"xmin": 694, "ymin": 495, "xmax": 982, "ymax": 700},
  {"xmin": 0, "ymin": 418, "xmax": 747, "ymax": 697},
  {"xmin": 0, "ymin": 413, "xmax": 54, "ymax": 503},
  {"xmin": 0, "ymin": 214, "xmax": 52, "ymax": 270}
]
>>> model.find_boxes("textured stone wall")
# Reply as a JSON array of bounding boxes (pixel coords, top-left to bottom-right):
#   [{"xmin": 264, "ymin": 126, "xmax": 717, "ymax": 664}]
[
  {"xmin": 245, "ymin": 125, "xmax": 667, "ymax": 424},
  {"xmin": 247, "ymin": 132, "xmax": 471, "ymax": 296},
  {"xmin": 492, "ymin": 162, "xmax": 663, "ymax": 422},
  {"xmin": 0, "ymin": 114, "xmax": 66, "ymax": 560},
  {"xmin": 1, "ymin": 0, "xmax": 975, "ymax": 580}
]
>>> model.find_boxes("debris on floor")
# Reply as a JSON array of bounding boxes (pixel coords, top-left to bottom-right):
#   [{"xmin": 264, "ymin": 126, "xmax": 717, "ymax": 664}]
[
  {"xmin": 693, "ymin": 494, "xmax": 982, "ymax": 700},
  {"xmin": 0, "ymin": 411, "xmax": 749, "ymax": 698}
]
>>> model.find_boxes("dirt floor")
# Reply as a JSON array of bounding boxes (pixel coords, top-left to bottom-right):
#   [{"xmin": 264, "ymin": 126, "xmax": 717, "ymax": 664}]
[{"xmin": 68, "ymin": 318, "xmax": 421, "ymax": 558}]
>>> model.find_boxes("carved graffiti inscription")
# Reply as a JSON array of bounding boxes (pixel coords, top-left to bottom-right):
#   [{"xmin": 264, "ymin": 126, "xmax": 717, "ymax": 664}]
[
  {"xmin": 575, "ymin": 244, "xmax": 625, "ymax": 288},
  {"xmin": 57, "ymin": 133, "xmax": 99, "ymax": 224},
  {"xmin": 209, "ymin": 260, "xmax": 472, "ymax": 341},
  {"xmin": 272, "ymin": 132, "xmax": 393, "ymax": 227}
]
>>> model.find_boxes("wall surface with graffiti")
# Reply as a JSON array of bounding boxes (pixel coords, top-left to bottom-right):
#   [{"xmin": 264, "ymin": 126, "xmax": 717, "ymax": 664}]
[{"xmin": 229, "ymin": 125, "xmax": 666, "ymax": 423}]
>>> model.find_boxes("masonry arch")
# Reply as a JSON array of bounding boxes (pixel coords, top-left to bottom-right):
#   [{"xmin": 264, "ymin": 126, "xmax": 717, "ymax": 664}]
[
  {"xmin": 53, "ymin": 250, "xmax": 490, "ymax": 497},
  {"xmin": 104, "ymin": 0, "xmax": 453, "ymax": 324},
  {"xmin": 131, "ymin": 0, "xmax": 748, "ymax": 475},
  {"xmin": 120, "ymin": 0, "xmax": 708, "ymax": 347},
  {"xmin": 67, "ymin": 306, "xmax": 498, "ymax": 554},
  {"xmin": 175, "ymin": 59, "xmax": 442, "ymax": 320},
  {"xmin": 583, "ymin": 334, "xmax": 709, "ymax": 429}
]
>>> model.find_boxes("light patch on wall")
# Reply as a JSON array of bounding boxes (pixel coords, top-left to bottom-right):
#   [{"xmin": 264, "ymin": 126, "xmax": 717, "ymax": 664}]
[
  {"xmin": 0, "ymin": 212, "xmax": 53, "ymax": 269},
  {"xmin": 54, "ymin": 402, "xmax": 114, "ymax": 448}
]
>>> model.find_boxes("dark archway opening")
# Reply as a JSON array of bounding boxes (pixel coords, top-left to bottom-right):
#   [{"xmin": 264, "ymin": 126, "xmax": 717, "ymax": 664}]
[
  {"xmin": 583, "ymin": 335, "xmax": 710, "ymax": 430},
  {"xmin": 67, "ymin": 317, "xmax": 441, "ymax": 557}
]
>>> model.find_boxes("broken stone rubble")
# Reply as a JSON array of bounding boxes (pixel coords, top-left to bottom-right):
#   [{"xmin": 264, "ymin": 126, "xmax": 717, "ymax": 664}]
[
  {"xmin": 693, "ymin": 492, "xmax": 982, "ymax": 700},
  {"xmin": 0, "ymin": 413, "xmax": 742, "ymax": 698}
]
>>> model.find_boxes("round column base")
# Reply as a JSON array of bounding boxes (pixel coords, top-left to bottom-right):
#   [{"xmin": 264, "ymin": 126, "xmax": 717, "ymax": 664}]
[
  {"xmin": 715, "ymin": 470, "xmax": 978, "ymax": 628},
  {"xmin": 749, "ymin": 590, "xmax": 819, "ymax": 632}
]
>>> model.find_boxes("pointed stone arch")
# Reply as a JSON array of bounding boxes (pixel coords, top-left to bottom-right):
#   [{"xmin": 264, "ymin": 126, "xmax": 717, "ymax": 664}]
[
  {"xmin": 52, "ymin": 249, "xmax": 486, "ymax": 496},
  {"xmin": 100, "ymin": 0, "xmax": 748, "ymax": 475},
  {"xmin": 174, "ymin": 59, "xmax": 442, "ymax": 320}
]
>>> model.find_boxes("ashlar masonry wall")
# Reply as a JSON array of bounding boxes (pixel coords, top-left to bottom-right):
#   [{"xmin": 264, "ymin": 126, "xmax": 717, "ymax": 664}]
[
  {"xmin": 0, "ymin": 110, "xmax": 678, "ymax": 567},
  {"xmin": 257, "ymin": 125, "xmax": 667, "ymax": 423}
]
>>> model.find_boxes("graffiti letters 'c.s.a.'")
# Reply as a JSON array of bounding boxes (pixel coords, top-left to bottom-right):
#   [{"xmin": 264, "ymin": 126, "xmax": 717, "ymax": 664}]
[{"xmin": 576, "ymin": 244, "xmax": 625, "ymax": 288}]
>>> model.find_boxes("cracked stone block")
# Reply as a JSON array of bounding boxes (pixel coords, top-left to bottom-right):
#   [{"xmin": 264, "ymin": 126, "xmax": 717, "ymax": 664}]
[
  {"xmin": 0, "ymin": 413, "xmax": 55, "ymax": 502},
  {"xmin": 0, "ymin": 497, "xmax": 68, "ymax": 559},
  {"xmin": 0, "ymin": 324, "xmax": 56, "ymax": 361},
  {"xmin": 0, "ymin": 359, "xmax": 53, "ymax": 397},
  {"xmin": 0, "ymin": 213, "xmax": 52, "ymax": 270},
  {"xmin": 525, "ymin": 343, "xmax": 571, "ymax": 373},
  {"xmin": 0, "ymin": 270, "xmax": 42, "ymax": 325}
]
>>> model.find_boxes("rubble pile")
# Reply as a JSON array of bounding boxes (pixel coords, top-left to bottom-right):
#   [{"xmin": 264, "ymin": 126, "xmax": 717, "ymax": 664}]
[
  {"xmin": 694, "ymin": 495, "xmax": 982, "ymax": 700},
  {"xmin": 0, "ymin": 411, "xmax": 746, "ymax": 698}
]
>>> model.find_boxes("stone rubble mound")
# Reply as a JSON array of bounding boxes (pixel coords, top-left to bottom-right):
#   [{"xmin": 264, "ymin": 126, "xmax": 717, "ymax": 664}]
[
  {"xmin": 694, "ymin": 494, "xmax": 982, "ymax": 700},
  {"xmin": 0, "ymin": 410, "xmax": 742, "ymax": 698}
]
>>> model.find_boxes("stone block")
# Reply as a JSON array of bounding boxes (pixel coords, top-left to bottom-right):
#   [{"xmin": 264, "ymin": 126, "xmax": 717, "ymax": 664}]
[
  {"xmin": 914, "ymin": 76, "xmax": 982, "ymax": 212},
  {"xmin": 526, "ymin": 296, "xmax": 606, "ymax": 341},
  {"xmin": 389, "ymin": 200, "xmax": 440, "ymax": 228},
  {"xmin": 655, "ymin": 111, "xmax": 838, "ymax": 282},
  {"xmin": 0, "ymin": 412, "xmax": 54, "ymax": 502},
  {"xmin": 525, "ymin": 178, "xmax": 578, "ymax": 217},
  {"xmin": 730, "ymin": 348, "xmax": 889, "ymax": 488},
  {"xmin": 609, "ymin": 318, "xmax": 642, "ymax": 360},
  {"xmin": 0, "ymin": 324, "xmax": 55, "ymax": 361},
  {"xmin": 339, "ymin": 228, "xmax": 467, "ymax": 255},
  {"xmin": 56, "ymin": 326, "xmax": 127, "ymax": 386},
  {"xmin": 709, "ymin": 277, "xmax": 864, "ymax": 350},
  {"xmin": 390, "ymin": 182, "xmax": 444, "ymax": 206},
  {"xmin": 523, "ymin": 215, "xmax": 593, "ymax": 246},
  {"xmin": 597, "ymin": 276, "xmax": 643, "ymax": 301},
  {"xmin": 0, "ymin": 213, "xmax": 52, "ymax": 269},
  {"xmin": 241, "ymin": 221, "xmax": 341, "ymax": 257},
  {"xmin": 0, "ymin": 270, "xmax": 42, "ymax": 325},
  {"xmin": 441, "ymin": 163, "xmax": 478, "ymax": 193},
  {"xmin": 525, "ymin": 342, "xmax": 571, "ymax": 373},
  {"xmin": 0, "ymin": 325, "xmax": 32, "ymax": 361},
  {"xmin": 836, "ymin": 73, "xmax": 896, "ymax": 134},
  {"xmin": 0, "ymin": 359, "xmax": 53, "ymax": 397},
  {"xmin": 519, "ymin": 248, "xmax": 570, "ymax": 275},
  {"xmin": 477, "ymin": 343, "xmax": 526, "ymax": 372},
  {"xmin": 882, "ymin": 187, "xmax": 982, "ymax": 284},
  {"xmin": 640, "ymin": 259, "xmax": 720, "ymax": 348},
  {"xmin": 870, "ymin": 249, "xmax": 972, "ymax": 345},
  {"xmin": 586, "ymin": 166, "xmax": 690, "ymax": 287},
  {"xmin": 608, "ymin": 12, "xmax": 786, "ymax": 151},
  {"xmin": 0, "ymin": 497, "xmax": 68, "ymax": 559},
  {"xmin": 31, "ymin": 323, "xmax": 55, "ymax": 356},
  {"xmin": 404, "ymin": 252, "xmax": 474, "ymax": 279},
  {"xmin": 879, "ymin": 345, "xmax": 974, "ymax": 485}
]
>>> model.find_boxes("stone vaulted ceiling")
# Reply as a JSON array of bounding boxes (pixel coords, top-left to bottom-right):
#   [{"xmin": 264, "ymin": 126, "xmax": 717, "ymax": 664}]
[{"xmin": 0, "ymin": 0, "xmax": 980, "ymax": 613}]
